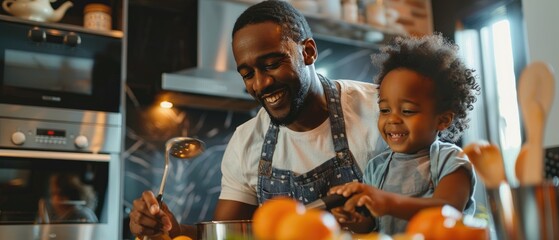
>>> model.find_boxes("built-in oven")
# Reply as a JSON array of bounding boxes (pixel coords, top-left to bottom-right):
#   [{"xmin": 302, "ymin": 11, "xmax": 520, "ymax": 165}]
[
  {"xmin": 0, "ymin": 15, "xmax": 122, "ymax": 113},
  {"xmin": 0, "ymin": 14, "xmax": 124, "ymax": 239},
  {"xmin": 0, "ymin": 117, "xmax": 122, "ymax": 239}
]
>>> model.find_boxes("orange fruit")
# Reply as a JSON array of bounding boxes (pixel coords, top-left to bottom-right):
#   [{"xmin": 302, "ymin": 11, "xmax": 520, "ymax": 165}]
[
  {"xmin": 451, "ymin": 222, "xmax": 489, "ymax": 240},
  {"xmin": 172, "ymin": 236, "xmax": 193, "ymax": 240},
  {"xmin": 406, "ymin": 205, "xmax": 489, "ymax": 240},
  {"xmin": 252, "ymin": 197, "xmax": 305, "ymax": 240},
  {"xmin": 406, "ymin": 205, "xmax": 462, "ymax": 240},
  {"xmin": 275, "ymin": 209, "xmax": 341, "ymax": 240}
]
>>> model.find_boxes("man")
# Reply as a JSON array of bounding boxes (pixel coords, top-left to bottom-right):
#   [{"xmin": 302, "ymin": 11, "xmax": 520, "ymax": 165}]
[{"xmin": 129, "ymin": 1, "xmax": 385, "ymax": 238}]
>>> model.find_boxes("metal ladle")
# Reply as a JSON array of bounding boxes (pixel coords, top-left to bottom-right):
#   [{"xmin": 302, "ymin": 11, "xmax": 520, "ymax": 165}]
[
  {"xmin": 145, "ymin": 137, "xmax": 205, "ymax": 240},
  {"xmin": 156, "ymin": 137, "xmax": 205, "ymax": 204}
]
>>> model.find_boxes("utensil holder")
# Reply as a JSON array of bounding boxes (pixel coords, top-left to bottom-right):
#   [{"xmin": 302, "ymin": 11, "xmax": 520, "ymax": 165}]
[
  {"xmin": 511, "ymin": 181, "xmax": 559, "ymax": 240},
  {"xmin": 486, "ymin": 181, "xmax": 559, "ymax": 240},
  {"xmin": 485, "ymin": 183, "xmax": 522, "ymax": 240}
]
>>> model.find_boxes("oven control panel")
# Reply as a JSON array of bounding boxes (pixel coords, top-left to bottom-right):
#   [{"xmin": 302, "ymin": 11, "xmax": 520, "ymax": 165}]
[
  {"xmin": 11, "ymin": 128, "xmax": 88, "ymax": 148},
  {"xmin": 0, "ymin": 118, "xmax": 121, "ymax": 153}
]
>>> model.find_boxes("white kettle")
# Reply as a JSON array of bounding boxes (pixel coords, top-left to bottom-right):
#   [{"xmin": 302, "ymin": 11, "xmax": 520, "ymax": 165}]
[{"xmin": 2, "ymin": 0, "xmax": 73, "ymax": 22}]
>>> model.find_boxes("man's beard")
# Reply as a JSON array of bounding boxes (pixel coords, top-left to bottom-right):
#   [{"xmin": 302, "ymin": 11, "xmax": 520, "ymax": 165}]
[{"xmin": 265, "ymin": 73, "xmax": 310, "ymax": 126}]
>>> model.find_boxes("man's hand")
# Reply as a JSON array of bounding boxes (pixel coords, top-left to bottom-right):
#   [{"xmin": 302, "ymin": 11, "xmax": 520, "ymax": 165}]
[{"xmin": 129, "ymin": 191, "xmax": 180, "ymax": 238}]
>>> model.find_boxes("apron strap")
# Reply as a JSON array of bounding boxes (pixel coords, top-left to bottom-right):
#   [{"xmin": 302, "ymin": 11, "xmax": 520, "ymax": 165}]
[
  {"xmin": 319, "ymin": 75, "xmax": 351, "ymax": 153},
  {"xmin": 259, "ymin": 124, "xmax": 279, "ymax": 177}
]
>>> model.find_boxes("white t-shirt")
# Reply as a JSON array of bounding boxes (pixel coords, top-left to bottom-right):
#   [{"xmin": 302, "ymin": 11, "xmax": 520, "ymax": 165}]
[{"xmin": 219, "ymin": 79, "xmax": 385, "ymax": 205}]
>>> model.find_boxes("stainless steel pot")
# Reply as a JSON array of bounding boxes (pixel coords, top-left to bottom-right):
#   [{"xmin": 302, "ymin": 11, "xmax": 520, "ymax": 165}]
[{"xmin": 196, "ymin": 220, "xmax": 253, "ymax": 240}]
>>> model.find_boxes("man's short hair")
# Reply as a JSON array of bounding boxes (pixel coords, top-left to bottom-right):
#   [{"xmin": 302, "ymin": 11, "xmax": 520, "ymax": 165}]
[{"xmin": 232, "ymin": 0, "xmax": 313, "ymax": 43}]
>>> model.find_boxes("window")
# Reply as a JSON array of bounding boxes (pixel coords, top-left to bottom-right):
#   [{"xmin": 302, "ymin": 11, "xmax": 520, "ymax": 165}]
[{"xmin": 456, "ymin": 0, "xmax": 526, "ymax": 182}]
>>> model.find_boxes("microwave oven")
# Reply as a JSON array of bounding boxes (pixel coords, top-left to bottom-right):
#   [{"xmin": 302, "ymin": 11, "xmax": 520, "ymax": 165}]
[{"xmin": 0, "ymin": 15, "xmax": 122, "ymax": 113}]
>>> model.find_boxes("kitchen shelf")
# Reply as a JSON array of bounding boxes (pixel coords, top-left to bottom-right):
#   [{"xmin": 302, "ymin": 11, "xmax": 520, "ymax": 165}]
[
  {"xmin": 0, "ymin": 0, "xmax": 125, "ymax": 36},
  {"xmin": 304, "ymin": 13, "xmax": 403, "ymax": 49},
  {"xmin": 222, "ymin": 0, "xmax": 403, "ymax": 49},
  {"xmin": 0, "ymin": 14, "xmax": 123, "ymax": 38}
]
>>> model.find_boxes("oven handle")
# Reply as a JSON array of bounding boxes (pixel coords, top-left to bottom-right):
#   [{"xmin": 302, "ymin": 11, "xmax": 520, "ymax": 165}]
[{"xmin": 0, "ymin": 149, "xmax": 111, "ymax": 162}]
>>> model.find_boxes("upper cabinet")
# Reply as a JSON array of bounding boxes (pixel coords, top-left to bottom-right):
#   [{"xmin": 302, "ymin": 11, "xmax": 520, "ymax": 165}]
[{"xmin": 0, "ymin": 0, "xmax": 125, "ymax": 37}]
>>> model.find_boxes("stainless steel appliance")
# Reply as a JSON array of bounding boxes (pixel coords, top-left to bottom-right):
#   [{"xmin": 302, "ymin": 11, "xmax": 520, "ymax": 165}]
[
  {"xmin": 0, "ymin": 15, "xmax": 123, "ymax": 240},
  {"xmin": 160, "ymin": 0, "xmax": 258, "ymax": 112},
  {"xmin": 0, "ymin": 115, "xmax": 122, "ymax": 239},
  {"xmin": 161, "ymin": 0, "xmax": 250, "ymax": 99},
  {"xmin": 0, "ymin": 15, "xmax": 122, "ymax": 112}
]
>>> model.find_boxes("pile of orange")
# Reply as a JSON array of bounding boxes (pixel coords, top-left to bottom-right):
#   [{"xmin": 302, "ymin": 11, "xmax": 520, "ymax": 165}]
[
  {"xmin": 406, "ymin": 205, "xmax": 489, "ymax": 240},
  {"xmin": 252, "ymin": 197, "xmax": 341, "ymax": 240},
  {"xmin": 252, "ymin": 199, "xmax": 488, "ymax": 240}
]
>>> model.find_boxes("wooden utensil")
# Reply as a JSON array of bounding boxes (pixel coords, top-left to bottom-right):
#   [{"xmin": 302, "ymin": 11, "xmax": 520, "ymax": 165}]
[
  {"xmin": 515, "ymin": 61, "xmax": 555, "ymax": 185},
  {"xmin": 463, "ymin": 142, "xmax": 523, "ymax": 240},
  {"xmin": 462, "ymin": 141, "xmax": 507, "ymax": 188}
]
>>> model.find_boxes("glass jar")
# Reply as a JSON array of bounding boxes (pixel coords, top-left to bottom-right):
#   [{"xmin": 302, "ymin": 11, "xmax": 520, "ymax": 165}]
[
  {"xmin": 83, "ymin": 3, "xmax": 112, "ymax": 31},
  {"xmin": 342, "ymin": 0, "xmax": 358, "ymax": 23}
]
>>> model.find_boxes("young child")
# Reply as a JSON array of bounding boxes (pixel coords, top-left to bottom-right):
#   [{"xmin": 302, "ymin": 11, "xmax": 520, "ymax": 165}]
[{"xmin": 329, "ymin": 34, "xmax": 481, "ymax": 235}]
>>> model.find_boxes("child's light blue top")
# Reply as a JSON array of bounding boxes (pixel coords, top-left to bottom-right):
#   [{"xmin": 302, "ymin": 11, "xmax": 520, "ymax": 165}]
[{"xmin": 364, "ymin": 139, "xmax": 476, "ymax": 235}]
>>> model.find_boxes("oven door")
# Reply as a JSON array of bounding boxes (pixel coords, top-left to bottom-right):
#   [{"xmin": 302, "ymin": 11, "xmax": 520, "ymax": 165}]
[
  {"xmin": 0, "ymin": 149, "xmax": 121, "ymax": 240},
  {"xmin": 0, "ymin": 19, "xmax": 122, "ymax": 112}
]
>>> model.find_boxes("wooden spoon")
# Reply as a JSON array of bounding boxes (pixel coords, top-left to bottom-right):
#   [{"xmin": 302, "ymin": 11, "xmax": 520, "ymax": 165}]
[
  {"xmin": 462, "ymin": 141, "xmax": 507, "ymax": 188},
  {"xmin": 515, "ymin": 61, "xmax": 555, "ymax": 185}
]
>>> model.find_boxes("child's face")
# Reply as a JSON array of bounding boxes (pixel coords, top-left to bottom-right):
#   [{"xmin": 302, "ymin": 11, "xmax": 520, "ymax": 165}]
[{"xmin": 378, "ymin": 68, "xmax": 452, "ymax": 154}]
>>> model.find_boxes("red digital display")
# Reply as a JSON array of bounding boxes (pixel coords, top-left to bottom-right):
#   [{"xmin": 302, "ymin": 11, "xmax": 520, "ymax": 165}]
[{"xmin": 37, "ymin": 129, "xmax": 66, "ymax": 137}]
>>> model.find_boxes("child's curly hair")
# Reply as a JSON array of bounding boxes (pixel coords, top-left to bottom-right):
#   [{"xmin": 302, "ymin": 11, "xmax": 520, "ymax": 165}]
[{"xmin": 372, "ymin": 33, "xmax": 481, "ymax": 143}]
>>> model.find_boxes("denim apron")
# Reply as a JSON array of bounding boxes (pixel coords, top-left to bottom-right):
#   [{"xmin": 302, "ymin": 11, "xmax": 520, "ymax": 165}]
[{"xmin": 257, "ymin": 75, "xmax": 364, "ymax": 205}]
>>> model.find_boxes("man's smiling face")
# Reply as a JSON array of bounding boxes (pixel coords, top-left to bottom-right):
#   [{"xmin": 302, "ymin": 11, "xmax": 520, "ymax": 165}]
[{"xmin": 233, "ymin": 21, "xmax": 311, "ymax": 126}]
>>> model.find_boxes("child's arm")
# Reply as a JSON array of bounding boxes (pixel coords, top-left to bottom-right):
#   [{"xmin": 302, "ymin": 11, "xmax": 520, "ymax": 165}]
[{"xmin": 329, "ymin": 167, "xmax": 471, "ymax": 221}]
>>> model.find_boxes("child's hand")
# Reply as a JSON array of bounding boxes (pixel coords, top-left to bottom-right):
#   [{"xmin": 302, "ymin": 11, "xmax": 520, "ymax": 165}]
[
  {"xmin": 330, "ymin": 205, "xmax": 366, "ymax": 223},
  {"xmin": 329, "ymin": 182, "xmax": 368, "ymax": 198},
  {"xmin": 329, "ymin": 182, "xmax": 391, "ymax": 218}
]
